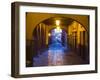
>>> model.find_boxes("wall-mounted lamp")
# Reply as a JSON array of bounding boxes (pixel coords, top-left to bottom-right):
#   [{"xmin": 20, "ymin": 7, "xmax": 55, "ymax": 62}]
[{"xmin": 48, "ymin": 33, "xmax": 51, "ymax": 36}]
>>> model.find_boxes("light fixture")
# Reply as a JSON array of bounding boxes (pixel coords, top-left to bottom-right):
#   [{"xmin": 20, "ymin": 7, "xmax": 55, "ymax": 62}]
[
  {"xmin": 55, "ymin": 20, "xmax": 62, "ymax": 33},
  {"xmin": 56, "ymin": 20, "xmax": 60, "ymax": 26},
  {"xmin": 48, "ymin": 33, "xmax": 51, "ymax": 36}
]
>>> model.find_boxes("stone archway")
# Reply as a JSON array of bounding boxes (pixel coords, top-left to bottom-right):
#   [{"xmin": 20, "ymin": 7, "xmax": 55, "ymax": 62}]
[
  {"xmin": 26, "ymin": 13, "xmax": 89, "ymax": 40},
  {"xmin": 26, "ymin": 13, "xmax": 89, "ymax": 67}
]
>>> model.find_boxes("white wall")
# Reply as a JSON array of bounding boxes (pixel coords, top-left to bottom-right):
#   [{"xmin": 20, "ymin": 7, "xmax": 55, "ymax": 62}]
[{"xmin": 0, "ymin": 0, "xmax": 100, "ymax": 80}]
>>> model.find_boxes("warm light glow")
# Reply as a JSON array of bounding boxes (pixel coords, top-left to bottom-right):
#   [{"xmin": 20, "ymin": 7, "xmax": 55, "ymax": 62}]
[
  {"xmin": 55, "ymin": 26, "xmax": 62, "ymax": 33},
  {"xmin": 48, "ymin": 33, "xmax": 51, "ymax": 36},
  {"xmin": 56, "ymin": 26, "xmax": 60, "ymax": 30},
  {"xmin": 56, "ymin": 20, "xmax": 60, "ymax": 26}
]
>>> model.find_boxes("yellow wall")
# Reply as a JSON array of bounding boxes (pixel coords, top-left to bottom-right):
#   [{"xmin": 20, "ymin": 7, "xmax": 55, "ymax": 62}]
[
  {"xmin": 68, "ymin": 21, "xmax": 86, "ymax": 46},
  {"xmin": 26, "ymin": 13, "xmax": 89, "ymax": 40}
]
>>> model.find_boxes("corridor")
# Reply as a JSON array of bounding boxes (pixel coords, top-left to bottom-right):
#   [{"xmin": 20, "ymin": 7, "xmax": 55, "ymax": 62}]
[
  {"xmin": 32, "ymin": 27, "xmax": 84, "ymax": 67},
  {"xmin": 33, "ymin": 42, "xmax": 84, "ymax": 67},
  {"xmin": 26, "ymin": 15, "xmax": 89, "ymax": 67}
]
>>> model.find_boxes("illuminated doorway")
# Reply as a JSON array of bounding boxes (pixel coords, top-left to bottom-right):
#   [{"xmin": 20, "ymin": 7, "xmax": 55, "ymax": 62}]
[{"xmin": 48, "ymin": 27, "xmax": 68, "ymax": 66}]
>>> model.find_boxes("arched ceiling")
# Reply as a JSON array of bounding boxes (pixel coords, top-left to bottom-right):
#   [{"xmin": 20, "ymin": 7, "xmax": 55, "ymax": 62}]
[
  {"xmin": 42, "ymin": 17, "xmax": 73, "ymax": 27},
  {"xmin": 26, "ymin": 12, "xmax": 89, "ymax": 40}
]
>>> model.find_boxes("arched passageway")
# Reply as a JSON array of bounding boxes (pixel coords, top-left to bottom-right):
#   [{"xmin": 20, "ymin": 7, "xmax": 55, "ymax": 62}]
[
  {"xmin": 26, "ymin": 16, "xmax": 89, "ymax": 67},
  {"xmin": 47, "ymin": 27, "xmax": 74, "ymax": 65}
]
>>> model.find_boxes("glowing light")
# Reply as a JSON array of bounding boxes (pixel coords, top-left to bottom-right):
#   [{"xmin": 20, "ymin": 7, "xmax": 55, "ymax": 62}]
[
  {"xmin": 56, "ymin": 26, "xmax": 60, "ymax": 30},
  {"xmin": 55, "ymin": 26, "xmax": 62, "ymax": 33},
  {"xmin": 56, "ymin": 20, "xmax": 60, "ymax": 26},
  {"xmin": 48, "ymin": 33, "xmax": 51, "ymax": 36}
]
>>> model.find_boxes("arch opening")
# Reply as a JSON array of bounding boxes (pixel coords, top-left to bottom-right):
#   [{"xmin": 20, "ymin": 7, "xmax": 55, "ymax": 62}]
[
  {"xmin": 26, "ymin": 16, "xmax": 89, "ymax": 67},
  {"xmin": 48, "ymin": 28, "xmax": 67, "ymax": 50}
]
